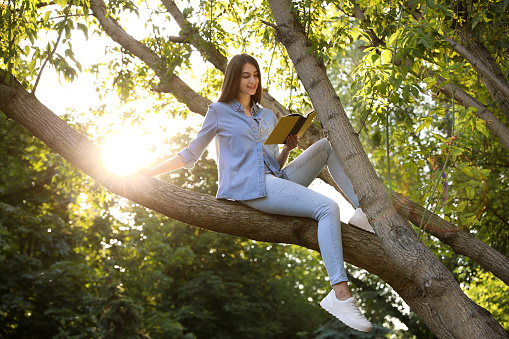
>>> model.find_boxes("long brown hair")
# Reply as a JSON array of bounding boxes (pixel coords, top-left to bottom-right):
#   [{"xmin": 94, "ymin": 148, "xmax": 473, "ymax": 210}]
[{"xmin": 218, "ymin": 54, "xmax": 263, "ymax": 104}]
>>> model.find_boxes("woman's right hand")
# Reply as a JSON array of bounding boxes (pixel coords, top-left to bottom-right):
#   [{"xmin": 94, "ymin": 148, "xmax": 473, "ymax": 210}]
[
  {"xmin": 139, "ymin": 154, "xmax": 185, "ymax": 177},
  {"xmin": 139, "ymin": 167, "xmax": 156, "ymax": 176}
]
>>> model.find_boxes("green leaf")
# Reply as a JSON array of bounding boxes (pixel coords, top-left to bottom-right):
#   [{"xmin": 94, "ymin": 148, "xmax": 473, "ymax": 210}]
[
  {"xmin": 456, "ymin": 201, "xmax": 468, "ymax": 212},
  {"xmin": 475, "ymin": 119, "xmax": 490, "ymax": 137},
  {"xmin": 29, "ymin": 58, "xmax": 37, "ymax": 73},
  {"xmin": 43, "ymin": 11, "xmax": 51, "ymax": 25},
  {"xmin": 471, "ymin": 15, "xmax": 481, "ymax": 30},
  {"xmin": 370, "ymin": 52, "xmax": 379, "ymax": 64},
  {"xmin": 381, "ymin": 49, "xmax": 392, "ymax": 64},
  {"xmin": 77, "ymin": 23, "xmax": 89, "ymax": 40},
  {"xmin": 411, "ymin": 86, "xmax": 419, "ymax": 97},
  {"xmin": 392, "ymin": 75, "xmax": 403, "ymax": 90},
  {"xmin": 372, "ymin": 130, "xmax": 382, "ymax": 147},
  {"xmin": 426, "ymin": 0, "xmax": 436, "ymax": 8},
  {"xmin": 465, "ymin": 186, "xmax": 475, "ymax": 200}
]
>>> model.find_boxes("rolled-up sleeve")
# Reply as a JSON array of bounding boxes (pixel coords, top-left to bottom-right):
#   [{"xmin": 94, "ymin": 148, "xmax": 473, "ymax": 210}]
[{"xmin": 178, "ymin": 106, "xmax": 218, "ymax": 169}]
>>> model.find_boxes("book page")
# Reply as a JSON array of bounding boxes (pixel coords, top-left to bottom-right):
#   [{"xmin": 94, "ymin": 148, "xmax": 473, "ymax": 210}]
[{"xmin": 297, "ymin": 111, "xmax": 317, "ymax": 137}]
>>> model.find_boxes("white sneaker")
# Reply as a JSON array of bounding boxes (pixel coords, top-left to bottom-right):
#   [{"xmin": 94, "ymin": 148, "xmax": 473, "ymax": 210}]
[
  {"xmin": 320, "ymin": 290, "xmax": 373, "ymax": 332},
  {"xmin": 348, "ymin": 208, "xmax": 375, "ymax": 233}
]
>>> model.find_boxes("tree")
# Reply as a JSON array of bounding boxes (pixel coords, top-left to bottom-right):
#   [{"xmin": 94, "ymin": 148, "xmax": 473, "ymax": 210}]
[{"xmin": 1, "ymin": 0, "xmax": 508, "ymax": 337}]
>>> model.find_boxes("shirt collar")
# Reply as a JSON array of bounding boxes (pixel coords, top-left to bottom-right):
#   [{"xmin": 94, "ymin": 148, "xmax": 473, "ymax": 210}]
[{"xmin": 229, "ymin": 99, "xmax": 260, "ymax": 116}]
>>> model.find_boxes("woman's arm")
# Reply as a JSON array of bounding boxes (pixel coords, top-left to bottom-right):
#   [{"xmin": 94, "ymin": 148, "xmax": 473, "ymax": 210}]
[
  {"xmin": 144, "ymin": 105, "xmax": 218, "ymax": 177},
  {"xmin": 276, "ymin": 135, "xmax": 298, "ymax": 169},
  {"xmin": 143, "ymin": 154, "xmax": 185, "ymax": 176}
]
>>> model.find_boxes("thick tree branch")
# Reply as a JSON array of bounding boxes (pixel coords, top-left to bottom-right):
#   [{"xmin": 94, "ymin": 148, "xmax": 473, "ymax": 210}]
[
  {"xmin": 391, "ymin": 190, "xmax": 509, "ymax": 285},
  {"xmin": 160, "ymin": 0, "xmax": 228, "ymax": 72},
  {"xmin": 351, "ymin": 4, "xmax": 384, "ymax": 47}
]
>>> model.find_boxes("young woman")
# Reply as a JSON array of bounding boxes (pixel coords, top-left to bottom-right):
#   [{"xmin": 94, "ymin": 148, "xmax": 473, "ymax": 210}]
[{"xmin": 144, "ymin": 54, "xmax": 373, "ymax": 332}]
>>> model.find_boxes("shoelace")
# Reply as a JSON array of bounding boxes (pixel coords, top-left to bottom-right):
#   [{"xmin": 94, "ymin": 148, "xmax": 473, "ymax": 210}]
[{"xmin": 349, "ymin": 298, "xmax": 365, "ymax": 318}]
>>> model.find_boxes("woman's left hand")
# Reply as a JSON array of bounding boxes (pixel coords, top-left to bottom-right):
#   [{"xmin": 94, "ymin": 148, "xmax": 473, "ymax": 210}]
[{"xmin": 283, "ymin": 134, "xmax": 298, "ymax": 152}]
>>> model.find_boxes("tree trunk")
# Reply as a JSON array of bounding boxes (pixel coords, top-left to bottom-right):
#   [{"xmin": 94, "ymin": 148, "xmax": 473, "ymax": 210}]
[{"xmin": 266, "ymin": 0, "xmax": 508, "ymax": 337}]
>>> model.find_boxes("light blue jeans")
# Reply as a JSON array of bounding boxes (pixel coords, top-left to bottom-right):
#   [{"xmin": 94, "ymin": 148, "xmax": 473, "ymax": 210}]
[{"xmin": 242, "ymin": 138, "xmax": 360, "ymax": 286}]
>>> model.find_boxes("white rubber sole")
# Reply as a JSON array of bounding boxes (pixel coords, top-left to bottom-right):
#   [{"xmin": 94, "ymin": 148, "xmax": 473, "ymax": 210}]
[{"xmin": 320, "ymin": 297, "xmax": 373, "ymax": 332}]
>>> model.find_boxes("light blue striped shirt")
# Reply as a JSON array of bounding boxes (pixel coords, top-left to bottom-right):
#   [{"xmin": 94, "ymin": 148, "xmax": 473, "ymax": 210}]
[{"xmin": 179, "ymin": 100, "xmax": 285, "ymax": 200}]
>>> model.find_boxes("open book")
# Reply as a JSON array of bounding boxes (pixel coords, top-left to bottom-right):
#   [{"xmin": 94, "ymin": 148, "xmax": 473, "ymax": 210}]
[{"xmin": 264, "ymin": 109, "xmax": 317, "ymax": 144}]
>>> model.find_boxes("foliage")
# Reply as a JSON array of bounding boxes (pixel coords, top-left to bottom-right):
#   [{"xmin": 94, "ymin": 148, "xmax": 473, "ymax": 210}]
[
  {"xmin": 324, "ymin": 0, "xmax": 509, "ymax": 258},
  {"xmin": 0, "ymin": 0, "xmax": 90, "ymax": 89},
  {"xmin": 466, "ymin": 270, "xmax": 509, "ymax": 331},
  {"xmin": 0, "ymin": 113, "xmax": 99, "ymax": 338}
]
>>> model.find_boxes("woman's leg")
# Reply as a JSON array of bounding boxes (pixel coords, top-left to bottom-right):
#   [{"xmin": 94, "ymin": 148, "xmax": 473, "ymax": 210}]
[
  {"xmin": 244, "ymin": 175, "xmax": 373, "ymax": 332},
  {"xmin": 283, "ymin": 138, "xmax": 360, "ymax": 208},
  {"xmin": 284, "ymin": 138, "xmax": 373, "ymax": 232},
  {"xmin": 243, "ymin": 175, "xmax": 348, "ymax": 286}
]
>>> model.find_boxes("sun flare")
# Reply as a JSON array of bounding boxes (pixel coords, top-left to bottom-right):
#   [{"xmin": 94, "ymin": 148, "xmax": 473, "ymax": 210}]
[{"xmin": 101, "ymin": 132, "xmax": 153, "ymax": 176}]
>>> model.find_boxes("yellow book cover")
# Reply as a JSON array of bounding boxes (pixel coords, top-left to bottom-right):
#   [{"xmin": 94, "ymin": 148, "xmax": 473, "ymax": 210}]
[{"xmin": 264, "ymin": 109, "xmax": 317, "ymax": 144}]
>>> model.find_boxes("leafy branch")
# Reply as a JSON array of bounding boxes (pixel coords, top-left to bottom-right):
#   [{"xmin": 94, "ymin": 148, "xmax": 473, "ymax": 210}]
[{"xmin": 33, "ymin": 6, "xmax": 70, "ymax": 94}]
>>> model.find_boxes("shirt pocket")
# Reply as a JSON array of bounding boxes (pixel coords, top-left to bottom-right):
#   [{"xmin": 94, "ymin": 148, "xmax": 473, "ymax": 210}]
[{"xmin": 259, "ymin": 119, "xmax": 270, "ymax": 139}]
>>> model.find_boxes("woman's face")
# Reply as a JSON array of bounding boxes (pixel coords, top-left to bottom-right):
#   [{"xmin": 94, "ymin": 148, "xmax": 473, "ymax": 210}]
[{"xmin": 237, "ymin": 63, "xmax": 259, "ymax": 99}]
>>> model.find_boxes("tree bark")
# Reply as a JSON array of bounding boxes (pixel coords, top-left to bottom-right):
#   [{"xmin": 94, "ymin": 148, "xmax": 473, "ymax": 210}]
[
  {"xmin": 160, "ymin": 0, "xmax": 228, "ymax": 72},
  {"xmin": 445, "ymin": 37, "xmax": 509, "ymax": 104},
  {"xmin": 266, "ymin": 0, "xmax": 508, "ymax": 337}
]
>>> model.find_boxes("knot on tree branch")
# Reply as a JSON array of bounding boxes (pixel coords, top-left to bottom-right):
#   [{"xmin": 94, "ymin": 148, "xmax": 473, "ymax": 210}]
[
  {"xmin": 289, "ymin": 218, "xmax": 315, "ymax": 244},
  {"xmin": 422, "ymin": 275, "xmax": 449, "ymax": 297},
  {"xmin": 263, "ymin": 21, "xmax": 297, "ymax": 47}
]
